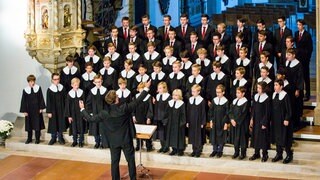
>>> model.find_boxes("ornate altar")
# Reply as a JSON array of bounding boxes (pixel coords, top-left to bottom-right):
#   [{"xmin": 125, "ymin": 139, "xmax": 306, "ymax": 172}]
[{"xmin": 25, "ymin": 0, "xmax": 85, "ymax": 73}]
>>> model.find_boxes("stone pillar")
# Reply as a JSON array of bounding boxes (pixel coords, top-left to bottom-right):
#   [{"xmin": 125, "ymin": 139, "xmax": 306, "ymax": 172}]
[{"xmin": 314, "ymin": 0, "xmax": 320, "ymax": 126}]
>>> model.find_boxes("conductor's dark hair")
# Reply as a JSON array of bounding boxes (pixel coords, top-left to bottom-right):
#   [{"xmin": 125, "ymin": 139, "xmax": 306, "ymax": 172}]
[
  {"xmin": 275, "ymin": 79, "xmax": 284, "ymax": 87},
  {"xmin": 105, "ymin": 90, "xmax": 117, "ymax": 104},
  {"xmin": 51, "ymin": 73, "xmax": 60, "ymax": 80},
  {"xmin": 257, "ymin": 81, "xmax": 267, "ymax": 92}
]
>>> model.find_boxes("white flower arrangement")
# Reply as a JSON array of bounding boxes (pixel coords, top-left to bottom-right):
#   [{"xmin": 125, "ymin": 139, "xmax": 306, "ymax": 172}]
[{"xmin": 0, "ymin": 120, "xmax": 14, "ymax": 139}]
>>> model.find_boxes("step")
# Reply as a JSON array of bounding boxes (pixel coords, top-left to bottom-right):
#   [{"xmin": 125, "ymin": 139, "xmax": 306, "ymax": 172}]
[{"xmin": 5, "ymin": 137, "xmax": 320, "ymax": 178}]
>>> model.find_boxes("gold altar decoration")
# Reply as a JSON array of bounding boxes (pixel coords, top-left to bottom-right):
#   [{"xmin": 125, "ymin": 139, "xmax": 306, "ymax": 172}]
[{"xmin": 25, "ymin": 0, "xmax": 85, "ymax": 73}]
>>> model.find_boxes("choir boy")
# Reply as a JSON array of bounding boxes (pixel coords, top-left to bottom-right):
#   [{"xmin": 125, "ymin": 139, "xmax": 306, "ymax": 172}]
[
  {"xmin": 120, "ymin": 59, "xmax": 136, "ymax": 91},
  {"xmin": 233, "ymin": 47, "xmax": 252, "ymax": 81},
  {"xmin": 196, "ymin": 14, "xmax": 214, "ymax": 48},
  {"xmin": 142, "ymin": 42, "xmax": 161, "ymax": 74},
  {"xmin": 105, "ymin": 43, "xmax": 122, "ymax": 72},
  {"xmin": 195, "ymin": 48, "xmax": 212, "ymax": 77},
  {"xmin": 251, "ymin": 30, "xmax": 273, "ymax": 65},
  {"xmin": 100, "ymin": 56, "xmax": 118, "ymax": 90},
  {"xmin": 167, "ymin": 61, "xmax": 186, "ymax": 94},
  {"xmin": 185, "ymin": 64, "xmax": 204, "ymax": 99},
  {"xmin": 180, "ymin": 50, "xmax": 193, "ymax": 77},
  {"xmin": 60, "ymin": 55, "xmax": 80, "ymax": 91},
  {"xmin": 230, "ymin": 67, "xmax": 249, "ymax": 100},
  {"xmin": 185, "ymin": 31, "xmax": 203, "ymax": 62},
  {"xmin": 163, "ymin": 29, "xmax": 183, "ymax": 58},
  {"xmin": 162, "ymin": 46, "xmax": 177, "ymax": 74},
  {"xmin": 150, "ymin": 61, "xmax": 167, "ymax": 97},
  {"xmin": 253, "ymin": 51, "xmax": 275, "ymax": 81},
  {"xmin": 133, "ymin": 64, "xmax": 150, "ymax": 92},
  {"xmin": 125, "ymin": 42, "xmax": 142, "ymax": 72},
  {"xmin": 215, "ymin": 45, "xmax": 231, "ymax": 76},
  {"xmin": 81, "ymin": 62, "xmax": 96, "ymax": 97},
  {"xmin": 116, "ymin": 77, "xmax": 132, "ymax": 104},
  {"xmin": 83, "ymin": 45, "xmax": 102, "ymax": 73},
  {"xmin": 175, "ymin": 13, "xmax": 195, "ymax": 45}
]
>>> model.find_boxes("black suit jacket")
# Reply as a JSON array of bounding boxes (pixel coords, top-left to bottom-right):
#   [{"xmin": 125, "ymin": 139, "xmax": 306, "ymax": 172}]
[
  {"xmin": 118, "ymin": 26, "xmax": 130, "ymax": 41},
  {"xmin": 251, "ymin": 41, "xmax": 274, "ymax": 65},
  {"xmin": 232, "ymin": 27, "xmax": 252, "ymax": 48},
  {"xmin": 124, "ymin": 36, "xmax": 144, "ymax": 54},
  {"xmin": 196, "ymin": 25, "xmax": 214, "ymax": 48},
  {"xmin": 138, "ymin": 24, "xmax": 157, "ymax": 40},
  {"xmin": 163, "ymin": 39, "xmax": 183, "ymax": 58},
  {"xmin": 175, "ymin": 25, "xmax": 195, "ymax": 45},
  {"xmin": 157, "ymin": 25, "xmax": 175, "ymax": 42},
  {"xmin": 185, "ymin": 42, "xmax": 203, "ymax": 62},
  {"xmin": 81, "ymin": 90, "xmax": 149, "ymax": 148},
  {"xmin": 220, "ymin": 33, "xmax": 232, "ymax": 56},
  {"xmin": 252, "ymin": 29, "xmax": 274, "ymax": 45},
  {"xmin": 274, "ymin": 27, "xmax": 292, "ymax": 53},
  {"xmin": 229, "ymin": 43, "xmax": 249, "ymax": 63},
  {"xmin": 105, "ymin": 37, "xmax": 126, "ymax": 55},
  {"xmin": 294, "ymin": 30, "xmax": 313, "ymax": 60}
]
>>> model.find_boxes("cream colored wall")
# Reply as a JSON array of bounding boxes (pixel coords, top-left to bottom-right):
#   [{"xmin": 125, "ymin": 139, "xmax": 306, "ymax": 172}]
[{"xmin": 0, "ymin": 1, "xmax": 51, "ymax": 119}]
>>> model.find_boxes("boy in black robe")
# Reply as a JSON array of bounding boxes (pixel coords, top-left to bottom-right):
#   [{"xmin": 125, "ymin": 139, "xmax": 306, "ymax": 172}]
[
  {"xmin": 186, "ymin": 85, "xmax": 206, "ymax": 157},
  {"xmin": 215, "ymin": 45, "xmax": 231, "ymax": 77},
  {"xmin": 208, "ymin": 85, "xmax": 229, "ymax": 158},
  {"xmin": 271, "ymin": 79, "xmax": 293, "ymax": 164},
  {"xmin": 185, "ymin": 64, "xmax": 204, "ymax": 100},
  {"xmin": 86, "ymin": 75, "xmax": 108, "ymax": 149},
  {"xmin": 125, "ymin": 42, "xmax": 142, "ymax": 73},
  {"xmin": 116, "ymin": 77, "xmax": 132, "ymax": 105},
  {"xmin": 132, "ymin": 64, "xmax": 150, "ymax": 93},
  {"xmin": 60, "ymin": 55, "xmax": 81, "ymax": 91},
  {"xmin": 233, "ymin": 47, "xmax": 252, "ymax": 82},
  {"xmin": 100, "ymin": 56, "xmax": 118, "ymax": 90},
  {"xmin": 162, "ymin": 46, "xmax": 177, "ymax": 75},
  {"xmin": 83, "ymin": 45, "xmax": 103, "ymax": 73},
  {"xmin": 120, "ymin": 60, "xmax": 136, "ymax": 91},
  {"xmin": 46, "ymin": 73, "xmax": 67, "ymax": 145},
  {"xmin": 230, "ymin": 67, "xmax": 249, "ymax": 101},
  {"xmin": 150, "ymin": 61, "xmax": 167, "ymax": 97},
  {"xmin": 229, "ymin": 86, "xmax": 250, "ymax": 160},
  {"xmin": 65, "ymin": 77, "xmax": 86, "ymax": 147},
  {"xmin": 142, "ymin": 42, "xmax": 161, "ymax": 75},
  {"xmin": 180, "ymin": 50, "xmax": 193, "ymax": 77},
  {"xmin": 20, "ymin": 75, "xmax": 46, "ymax": 144},
  {"xmin": 167, "ymin": 61, "xmax": 186, "ymax": 94},
  {"xmin": 195, "ymin": 48, "xmax": 212, "ymax": 77},
  {"xmin": 105, "ymin": 43, "xmax": 122, "ymax": 72},
  {"xmin": 81, "ymin": 62, "xmax": 96, "ymax": 97}
]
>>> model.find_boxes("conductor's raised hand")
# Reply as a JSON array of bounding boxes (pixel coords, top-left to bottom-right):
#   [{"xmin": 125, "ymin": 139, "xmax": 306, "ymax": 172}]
[{"xmin": 79, "ymin": 100, "xmax": 85, "ymax": 109}]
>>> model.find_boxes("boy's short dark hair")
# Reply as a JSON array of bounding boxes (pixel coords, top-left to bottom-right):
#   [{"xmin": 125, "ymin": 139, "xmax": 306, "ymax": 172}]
[
  {"xmin": 275, "ymin": 79, "xmax": 284, "ymax": 87},
  {"xmin": 179, "ymin": 50, "xmax": 190, "ymax": 58},
  {"xmin": 51, "ymin": 73, "xmax": 60, "ymax": 80},
  {"xmin": 66, "ymin": 55, "xmax": 75, "ymax": 62},
  {"xmin": 27, "ymin": 74, "xmax": 36, "ymax": 82}
]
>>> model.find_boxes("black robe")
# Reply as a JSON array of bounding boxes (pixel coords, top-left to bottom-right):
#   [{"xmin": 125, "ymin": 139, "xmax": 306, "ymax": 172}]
[
  {"xmin": 209, "ymin": 96, "xmax": 229, "ymax": 145},
  {"xmin": 81, "ymin": 72, "xmax": 96, "ymax": 97},
  {"xmin": 230, "ymin": 78, "xmax": 249, "ymax": 101},
  {"xmin": 253, "ymin": 61, "xmax": 275, "ymax": 81},
  {"xmin": 271, "ymin": 91, "xmax": 292, "ymax": 146},
  {"xmin": 165, "ymin": 100, "xmax": 186, "ymax": 150},
  {"xmin": 46, "ymin": 84, "xmax": 67, "ymax": 133},
  {"xmin": 83, "ymin": 55, "xmax": 103, "ymax": 73},
  {"xmin": 105, "ymin": 52, "xmax": 123, "ymax": 72},
  {"xmin": 132, "ymin": 74, "xmax": 150, "ymax": 93},
  {"xmin": 251, "ymin": 93, "xmax": 270, "ymax": 150},
  {"xmin": 162, "ymin": 56, "xmax": 177, "ymax": 75},
  {"xmin": 228, "ymin": 97, "xmax": 250, "ymax": 148},
  {"xmin": 185, "ymin": 75, "xmax": 204, "ymax": 100},
  {"xmin": 153, "ymin": 93, "xmax": 171, "ymax": 141},
  {"xmin": 205, "ymin": 72, "xmax": 229, "ymax": 102},
  {"xmin": 180, "ymin": 61, "xmax": 193, "ymax": 78},
  {"xmin": 195, "ymin": 58, "xmax": 212, "ymax": 77},
  {"xmin": 60, "ymin": 66, "xmax": 81, "ymax": 91},
  {"xmin": 132, "ymin": 93, "xmax": 153, "ymax": 124},
  {"xmin": 167, "ymin": 71, "xmax": 186, "ymax": 94},
  {"xmin": 187, "ymin": 96, "xmax": 206, "ymax": 147},
  {"xmin": 65, "ymin": 89, "xmax": 87, "ymax": 135},
  {"xmin": 20, "ymin": 85, "xmax": 45, "ymax": 131},
  {"xmin": 99, "ymin": 67, "xmax": 118, "ymax": 90},
  {"xmin": 119, "ymin": 69, "xmax": 136, "ymax": 91},
  {"xmin": 215, "ymin": 55, "xmax": 231, "ymax": 77},
  {"xmin": 125, "ymin": 52, "xmax": 143, "ymax": 73},
  {"xmin": 116, "ymin": 88, "xmax": 132, "ymax": 105},
  {"xmin": 142, "ymin": 51, "xmax": 161, "ymax": 75},
  {"xmin": 233, "ymin": 58, "xmax": 252, "ymax": 82},
  {"xmin": 150, "ymin": 71, "xmax": 167, "ymax": 97}
]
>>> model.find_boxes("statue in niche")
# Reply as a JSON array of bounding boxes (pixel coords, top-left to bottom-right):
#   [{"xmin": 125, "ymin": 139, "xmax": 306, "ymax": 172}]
[
  {"xmin": 64, "ymin": 6, "xmax": 71, "ymax": 28},
  {"xmin": 42, "ymin": 9, "xmax": 49, "ymax": 29}
]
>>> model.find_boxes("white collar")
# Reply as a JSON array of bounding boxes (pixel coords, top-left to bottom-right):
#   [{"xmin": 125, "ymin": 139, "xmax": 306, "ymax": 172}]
[
  {"xmin": 49, "ymin": 84, "xmax": 63, "ymax": 92},
  {"xmin": 215, "ymin": 55, "xmax": 229, "ymax": 64},
  {"xmin": 188, "ymin": 75, "xmax": 203, "ymax": 83},
  {"xmin": 259, "ymin": 61, "xmax": 273, "ymax": 69},
  {"xmin": 168, "ymin": 99, "xmax": 184, "ymax": 109},
  {"xmin": 85, "ymin": 55, "xmax": 100, "ymax": 64},
  {"xmin": 181, "ymin": 61, "xmax": 193, "ymax": 69},
  {"xmin": 236, "ymin": 58, "xmax": 250, "ymax": 66},
  {"xmin": 63, "ymin": 66, "xmax": 78, "ymax": 75},
  {"xmin": 233, "ymin": 78, "xmax": 247, "ymax": 86},
  {"xmin": 210, "ymin": 72, "xmax": 225, "ymax": 80},
  {"xmin": 169, "ymin": 71, "xmax": 185, "ymax": 80},
  {"xmin": 24, "ymin": 84, "xmax": 40, "ymax": 94},
  {"xmin": 257, "ymin": 76, "xmax": 272, "ymax": 84},
  {"xmin": 189, "ymin": 96, "xmax": 204, "ymax": 105},
  {"xmin": 272, "ymin": 91, "xmax": 287, "ymax": 100},
  {"xmin": 105, "ymin": 52, "xmax": 120, "ymax": 61},
  {"xmin": 136, "ymin": 93, "xmax": 151, "ymax": 102},
  {"xmin": 68, "ymin": 89, "xmax": 83, "ymax": 98},
  {"xmin": 91, "ymin": 86, "xmax": 107, "ymax": 95},
  {"xmin": 100, "ymin": 67, "xmax": 115, "ymax": 75},
  {"xmin": 126, "ymin": 52, "xmax": 140, "ymax": 61},
  {"xmin": 156, "ymin": 93, "xmax": 170, "ymax": 101},
  {"xmin": 135, "ymin": 74, "xmax": 150, "ymax": 82},
  {"xmin": 151, "ymin": 71, "xmax": 165, "ymax": 80},
  {"xmin": 213, "ymin": 96, "xmax": 228, "ymax": 105},
  {"xmin": 286, "ymin": 59, "xmax": 299, "ymax": 68},
  {"xmin": 82, "ymin": 72, "xmax": 96, "ymax": 81},
  {"xmin": 144, "ymin": 51, "xmax": 160, "ymax": 60},
  {"xmin": 196, "ymin": 58, "xmax": 210, "ymax": 66},
  {"xmin": 121, "ymin": 69, "xmax": 135, "ymax": 78},
  {"xmin": 162, "ymin": 56, "xmax": 177, "ymax": 65},
  {"xmin": 116, "ymin": 88, "xmax": 131, "ymax": 98},
  {"xmin": 284, "ymin": 80, "xmax": 289, "ymax": 87},
  {"xmin": 254, "ymin": 93, "xmax": 268, "ymax": 103},
  {"xmin": 232, "ymin": 97, "xmax": 247, "ymax": 106}
]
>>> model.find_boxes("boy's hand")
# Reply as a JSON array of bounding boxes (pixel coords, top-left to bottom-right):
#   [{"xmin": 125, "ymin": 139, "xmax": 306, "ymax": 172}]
[
  {"xmin": 208, "ymin": 101, "xmax": 212, "ymax": 107},
  {"xmin": 223, "ymin": 123, "xmax": 228, "ymax": 130},
  {"xmin": 262, "ymin": 125, "xmax": 266, "ymax": 129},
  {"xmin": 79, "ymin": 100, "xmax": 85, "ymax": 109},
  {"xmin": 210, "ymin": 121, "xmax": 213, "ymax": 128},
  {"xmin": 186, "ymin": 123, "xmax": 189, "ymax": 128},
  {"xmin": 39, "ymin": 109, "xmax": 43, "ymax": 113},
  {"xmin": 284, "ymin": 120, "xmax": 289, "ymax": 126},
  {"xmin": 47, "ymin": 113, "xmax": 52, "ymax": 118},
  {"xmin": 152, "ymin": 97, "xmax": 156, "ymax": 104},
  {"xmin": 295, "ymin": 90, "xmax": 300, "ymax": 97},
  {"xmin": 146, "ymin": 118, "xmax": 151, "ymax": 125},
  {"xmin": 201, "ymin": 125, "xmax": 204, "ymax": 128},
  {"xmin": 24, "ymin": 112, "xmax": 28, "ymax": 117},
  {"xmin": 68, "ymin": 117, "xmax": 73, "ymax": 123},
  {"xmin": 132, "ymin": 117, "xmax": 137, "ymax": 124},
  {"xmin": 249, "ymin": 119, "xmax": 253, "ymax": 128},
  {"xmin": 231, "ymin": 119, "xmax": 236, "ymax": 127}
]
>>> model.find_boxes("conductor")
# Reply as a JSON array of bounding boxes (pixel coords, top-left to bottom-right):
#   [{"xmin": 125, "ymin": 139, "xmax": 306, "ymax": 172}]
[{"xmin": 79, "ymin": 81, "xmax": 151, "ymax": 180}]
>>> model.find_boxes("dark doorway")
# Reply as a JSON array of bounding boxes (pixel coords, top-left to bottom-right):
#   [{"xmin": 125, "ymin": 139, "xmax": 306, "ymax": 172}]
[{"xmin": 134, "ymin": 0, "xmax": 147, "ymax": 25}]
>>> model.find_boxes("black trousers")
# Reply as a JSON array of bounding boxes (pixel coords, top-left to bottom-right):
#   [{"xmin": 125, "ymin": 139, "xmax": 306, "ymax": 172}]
[
  {"xmin": 27, "ymin": 130, "xmax": 40, "ymax": 141},
  {"xmin": 254, "ymin": 148, "xmax": 268, "ymax": 156},
  {"xmin": 301, "ymin": 59, "xmax": 310, "ymax": 97},
  {"xmin": 276, "ymin": 145, "xmax": 293, "ymax": 156},
  {"xmin": 110, "ymin": 143, "xmax": 136, "ymax": 180}
]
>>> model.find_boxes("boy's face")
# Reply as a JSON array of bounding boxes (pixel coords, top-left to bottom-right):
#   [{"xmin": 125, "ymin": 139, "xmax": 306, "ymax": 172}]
[
  {"xmin": 191, "ymin": 67, "xmax": 200, "ymax": 76},
  {"xmin": 258, "ymin": 34, "xmax": 266, "ymax": 42},
  {"xmin": 28, "ymin": 80, "xmax": 35, "ymax": 87},
  {"xmin": 181, "ymin": 57, "xmax": 188, "ymax": 62},
  {"xmin": 111, "ymin": 29, "xmax": 118, "ymax": 37},
  {"xmin": 190, "ymin": 34, "xmax": 197, "ymax": 43},
  {"xmin": 260, "ymin": 55, "xmax": 267, "ymax": 63},
  {"xmin": 108, "ymin": 47, "xmax": 115, "ymax": 54},
  {"xmin": 124, "ymin": 63, "xmax": 132, "ymax": 70},
  {"xmin": 257, "ymin": 85, "xmax": 263, "ymax": 94},
  {"xmin": 198, "ymin": 53, "xmax": 206, "ymax": 60},
  {"xmin": 201, "ymin": 17, "xmax": 208, "ymax": 25},
  {"xmin": 172, "ymin": 64, "xmax": 180, "ymax": 73},
  {"xmin": 88, "ymin": 49, "xmax": 95, "ymax": 56},
  {"xmin": 52, "ymin": 75, "xmax": 60, "ymax": 85},
  {"xmin": 103, "ymin": 61, "xmax": 111, "ymax": 68},
  {"xmin": 236, "ymin": 90, "xmax": 245, "ymax": 98},
  {"xmin": 274, "ymin": 82, "xmax": 282, "ymax": 92},
  {"xmin": 128, "ymin": 45, "xmax": 136, "ymax": 53},
  {"xmin": 297, "ymin": 22, "xmax": 304, "ymax": 31},
  {"xmin": 148, "ymin": 46, "xmax": 155, "ymax": 53},
  {"xmin": 235, "ymin": 70, "xmax": 243, "ymax": 79},
  {"xmin": 94, "ymin": 78, "xmax": 102, "ymax": 87},
  {"xmin": 180, "ymin": 17, "xmax": 188, "ymax": 25},
  {"xmin": 85, "ymin": 66, "xmax": 93, "ymax": 73},
  {"xmin": 256, "ymin": 23, "xmax": 264, "ymax": 31},
  {"xmin": 277, "ymin": 18, "xmax": 285, "ymax": 28},
  {"xmin": 163, "ymin": 17, "xmax": 170, "ymax": 26},
  {"xmin": 142, "ymin": 17, "xmax": 149, "ymax": 26},
  {"xmin": 164, "ymin": 49, "xmax": 173, "ymax": 57},
  {"xmin": 239, "ymin": 50, "xmax": 247, "ymax": 58},
  {"xmin": 172, "ymin": 92, "xmax": 180, "ymax": 100},
  {"xmin": 138, "ymin": 67, "xmax": 146, "ymax": 75},
  {"xmin": 191, "ymin": 89, "xmax": 200, "ymax": 96},
  {"xmin": 119, "ymin": 83, "xmax": 126, "ymax": 89},
  {"xmin": 157, "ymin": 85, "xmax": 164, "ymax": 93},
  {"xmin": 212, "ymin": 36, "xmax": 220, "ymax": 44},
  {"xmin": 153, "ymin": 66, "xmax": 161, "ymax": 73},
  {"xmin": 216, "ymin": 49, "xmax": 224, "ymax": 56},
  {"xmin": 213, "ymin": 66, "xmax": 221, "ymax": 73},
  {"xmin": 235, "ymin": 36, "xmax": 243, "ymax": 43},
  {"xmin": 138, "ymin": 88, "xmax": 143, "ymax": 93},
  {"xmin": 66, "ymin": 61, "xmax": 74, "ymax": 67},
  {"xmin": 122, "ymin": 20, "xmax": 129, "ymax": 28},
  {"xmin": 217, "ymin": 25, "xmax": 224, "ymax": 33},
  {"xmin": 286, "ymin": 53, "xmax": 295, "ymax": 61},
  {"xmin": 72, "ymin": 82, "xmax": 79, "ymax": 89},
  {"xmin": 285, "ymin": 39, "xmax": 293, "ymax": 48},
  {"xmin": 260, "ymin": 69, "xmax": 269, "ymax": 78},
  {"xmin": 129, "ymin": 29, "xmax": 137, "ymax": 37},
  {"xmin": 216, "ymin": 88, "xmax": 224, "ymax": 97},
  {"xmin": 168, "ymin": 31, "xmax": 175, "ymax": 40},
  {"xmin": 237, "ymin": 20, "xmax": 244, "ymax": 28},
  {"xmin": 147, "ymin": 30, "xmax": 154, "ymax": 39}
]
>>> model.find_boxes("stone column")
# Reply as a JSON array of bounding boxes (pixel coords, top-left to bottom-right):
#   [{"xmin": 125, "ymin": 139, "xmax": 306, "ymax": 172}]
[
  {"xmin": 314, "ymin": 0, "xmax": 320, "ymax": 126},
  {"xmin": 77, "ymin": 0, "xmax": 82, "ymax": 29}
]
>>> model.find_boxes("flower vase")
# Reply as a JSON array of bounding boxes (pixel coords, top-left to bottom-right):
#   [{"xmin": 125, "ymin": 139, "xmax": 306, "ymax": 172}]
[{"xmin": 0, "ymin": 136, "xmax": 5, "ymax": 146}]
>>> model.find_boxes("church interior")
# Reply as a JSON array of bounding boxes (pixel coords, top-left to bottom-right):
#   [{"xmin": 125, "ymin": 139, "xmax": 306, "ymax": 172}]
[{"xmin": 0, "ymin": 0, "xmax": 319, "ymax": 179}]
